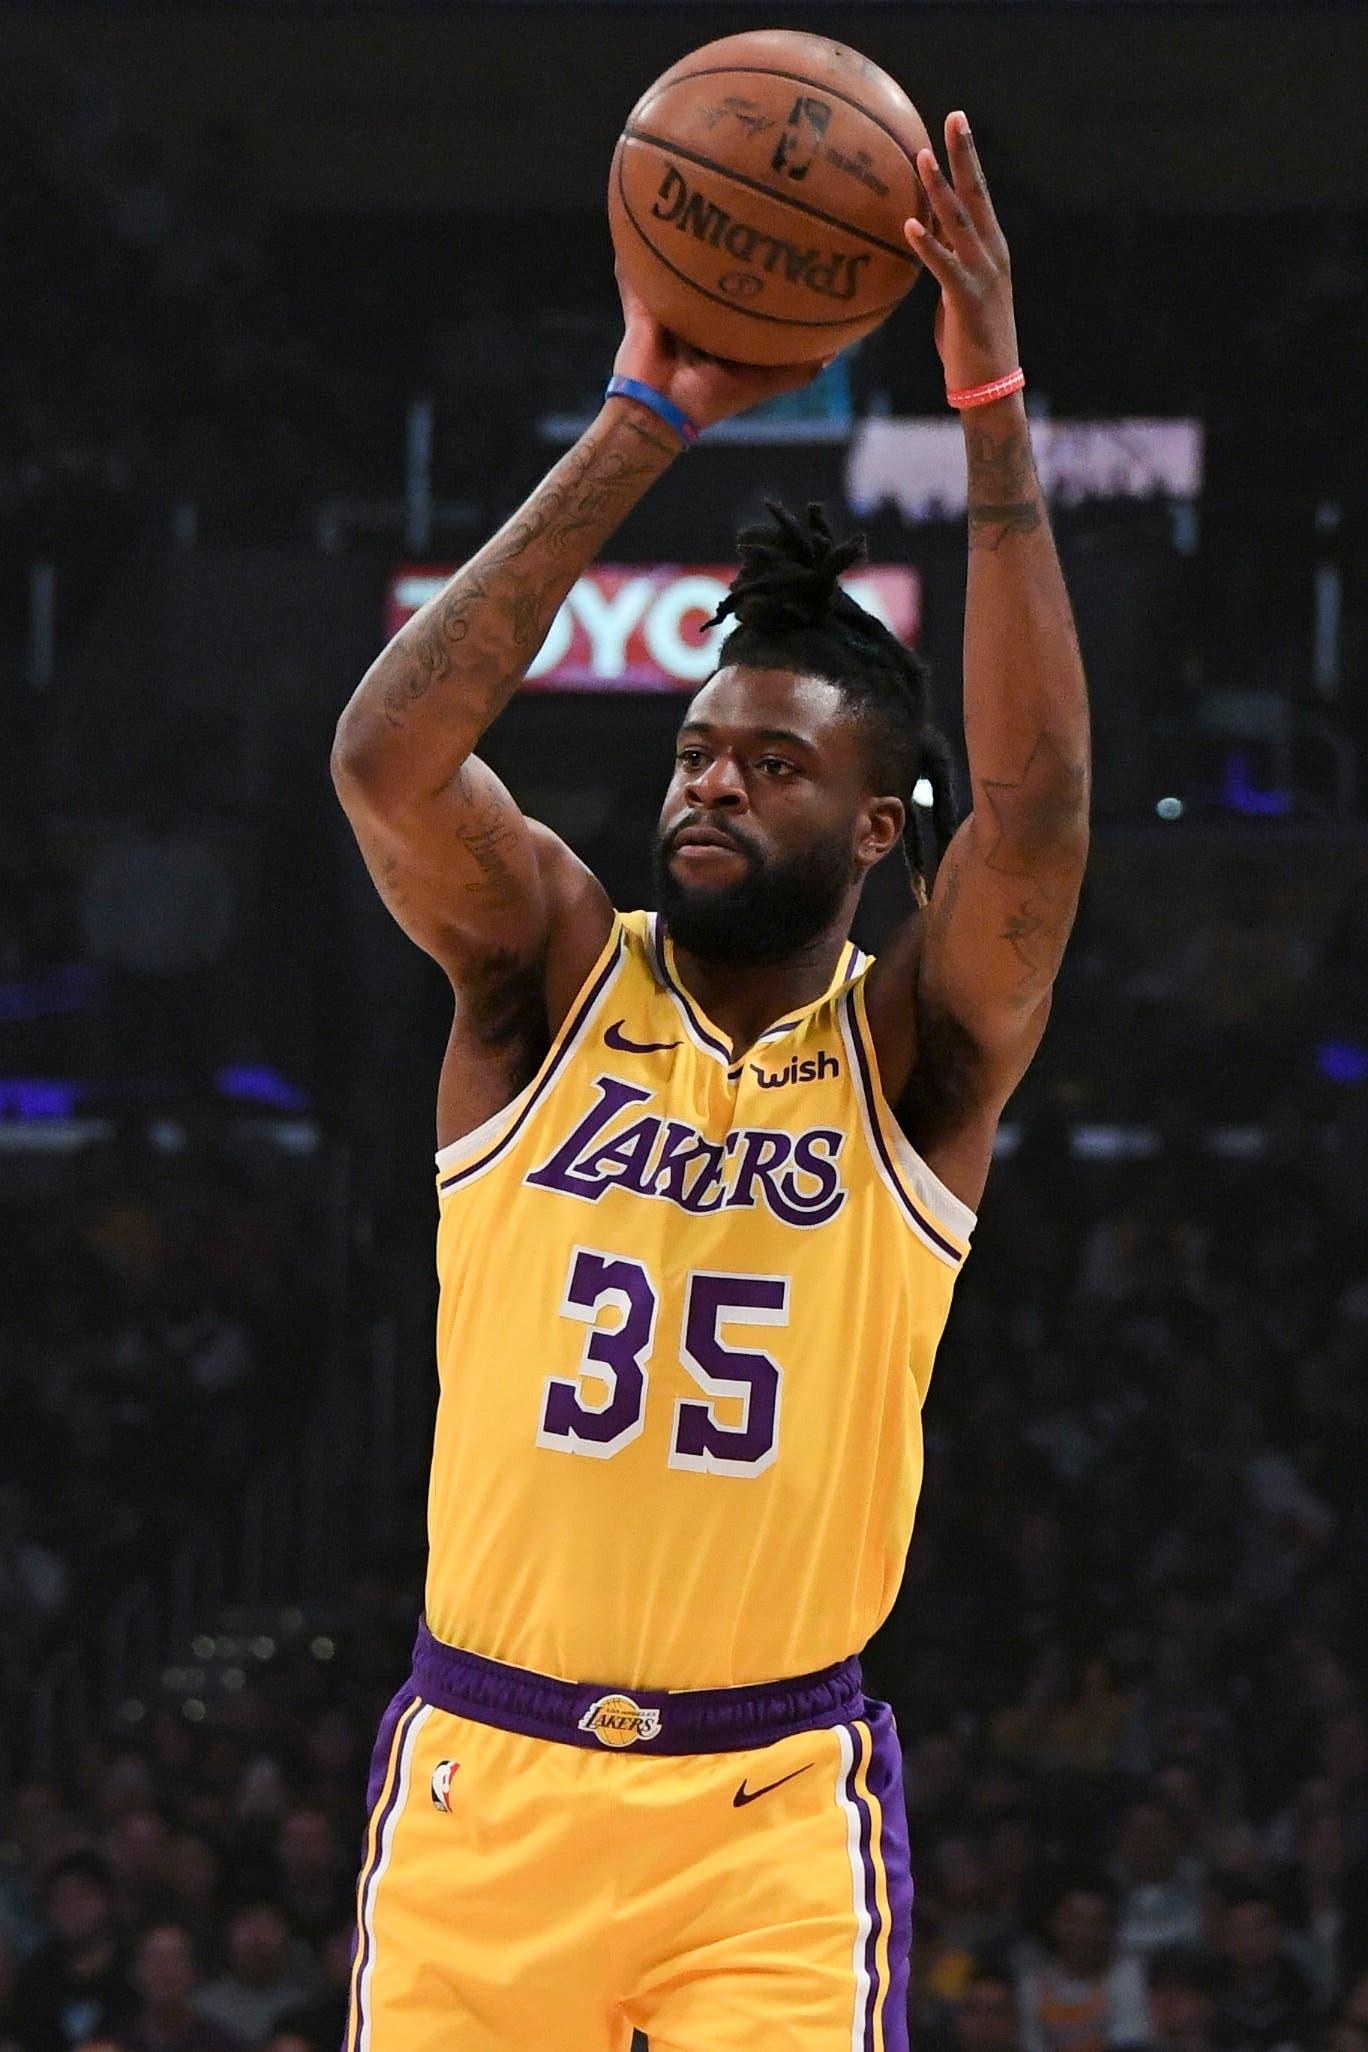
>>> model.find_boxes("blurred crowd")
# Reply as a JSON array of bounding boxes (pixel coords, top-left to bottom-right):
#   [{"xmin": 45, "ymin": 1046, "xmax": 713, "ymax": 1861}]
[
  {"xmin": 3, "ymin": 110, "xmax": 360, "ymax": 552},
  {"xmin": 1035, "ymin": 870, "xmax": 1368, "ymax": 1124},
  {"xmin": 2, "ymin": 101, "xmax": 575, "ymax": 591},
  {"xmin": 0, "ymin": 1598, "xmax": 397, "ymax": 2052},
  {"xmin": 882, "ymin": 1079, "xmax": 1368, "ymax": 2052},
  {"xmin": 0, "ymin": 800, "xmax": 244, "ymax": 1101},
  {"xmin": 1, "ymin": 1067, "xmax": 1365, "ymax": 2052},
  {"xmin": 0, "ymin": 1120, "xmax": 317, "ymax": 1725}
]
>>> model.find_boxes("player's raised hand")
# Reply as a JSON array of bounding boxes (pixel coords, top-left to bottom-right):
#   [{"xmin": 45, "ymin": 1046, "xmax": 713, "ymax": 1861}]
[
  {"xmin": 904, "ymin": 112, "xmax": 1020, "ymax": 397},
  {"xmin": 613, "ymin": 264, "xmax": 833, "ymax": 435}
]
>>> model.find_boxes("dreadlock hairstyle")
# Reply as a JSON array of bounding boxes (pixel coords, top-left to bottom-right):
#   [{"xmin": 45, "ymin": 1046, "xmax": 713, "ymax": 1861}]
[{"xmin": 705, "ymin": 500, "xmax": 958, "ymax": 900}]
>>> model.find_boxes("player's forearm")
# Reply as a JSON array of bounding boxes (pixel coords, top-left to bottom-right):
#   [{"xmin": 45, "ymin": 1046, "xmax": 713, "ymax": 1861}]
[
  {"xmin": 332, "ymin": 402, "xmax": 679, "ymax": 804},
  {"xmin": 960, "ymin": 395, "xmax": 1091, "ymax": 859}
]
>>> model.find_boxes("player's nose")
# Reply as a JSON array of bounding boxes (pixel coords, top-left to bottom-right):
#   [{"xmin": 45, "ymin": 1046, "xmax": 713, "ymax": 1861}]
[{"xmin": 683, "ymin": 755, "xmax": 747, "ymax": 808}]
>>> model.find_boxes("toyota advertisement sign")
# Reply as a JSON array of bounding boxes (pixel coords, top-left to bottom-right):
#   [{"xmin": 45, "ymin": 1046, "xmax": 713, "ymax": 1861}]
[{"xmin": 384, "ymin": 563, "xmax": 921, "ymax": 692}]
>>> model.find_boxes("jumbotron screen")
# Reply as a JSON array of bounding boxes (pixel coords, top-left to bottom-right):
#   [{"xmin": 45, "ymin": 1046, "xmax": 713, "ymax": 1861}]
[{"xmin": 384, "ymin": 563, "xmax": 921, "ymax": 692}]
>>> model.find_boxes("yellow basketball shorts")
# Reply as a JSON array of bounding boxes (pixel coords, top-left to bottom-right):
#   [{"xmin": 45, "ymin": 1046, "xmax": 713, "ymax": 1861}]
[{"xmin": 344, "ymin": 1622, "xmax": 912, "ymax": 2052}]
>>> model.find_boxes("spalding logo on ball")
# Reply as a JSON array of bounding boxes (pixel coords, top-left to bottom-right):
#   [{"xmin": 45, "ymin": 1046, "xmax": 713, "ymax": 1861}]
[{"xmin": 609, "ymin": 29, "xmax": 932, "ymax": 365}]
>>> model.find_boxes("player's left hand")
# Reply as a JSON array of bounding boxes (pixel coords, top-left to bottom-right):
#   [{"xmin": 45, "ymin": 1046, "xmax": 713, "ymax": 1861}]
[
  {"xmin": 613, "ymin": 265, "xmax": 833, "ymax": 433},
  {"xmin": 904, "ymin": 112, "xmax": 1020, "ymax": 397}
]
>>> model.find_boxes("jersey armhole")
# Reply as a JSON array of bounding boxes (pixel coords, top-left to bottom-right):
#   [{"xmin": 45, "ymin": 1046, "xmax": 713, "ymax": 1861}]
[
  {"xmin": 838, "ymin": 979, "xmax": 976, "ymax": 1266},
  {"xmin": 435, "ymin": 914, "xmax": 627, "ymax": 1191}
]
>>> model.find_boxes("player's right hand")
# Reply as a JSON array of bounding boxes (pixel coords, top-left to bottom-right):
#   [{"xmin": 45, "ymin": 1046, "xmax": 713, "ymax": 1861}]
[
  {"xmin": 613, "ymin": 265, "xmax": 833, "ymax": 434},
  {"xmin": 903, "ymin": 112, "xmax": 1019, "ymax": 398}
]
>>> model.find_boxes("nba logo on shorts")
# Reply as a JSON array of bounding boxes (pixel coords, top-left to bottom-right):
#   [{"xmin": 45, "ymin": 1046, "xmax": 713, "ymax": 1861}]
[
  {"xmin": 430, "ymin": 1760, "xmax": 460, "ymax": 1810},
  {"xmin": 577, "ymin": 1694, "xmax": 662, "ymax": 1748}
]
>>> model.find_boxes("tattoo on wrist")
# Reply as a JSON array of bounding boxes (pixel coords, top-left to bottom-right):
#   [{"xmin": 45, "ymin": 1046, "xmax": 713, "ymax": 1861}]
[
  {"xmin": 964, "ymin": 418, "xmax": 1045, "ymax": 551},
  {"xmin": 968, "ymin": 501, "xmax": 1045, "ymax": 549}
]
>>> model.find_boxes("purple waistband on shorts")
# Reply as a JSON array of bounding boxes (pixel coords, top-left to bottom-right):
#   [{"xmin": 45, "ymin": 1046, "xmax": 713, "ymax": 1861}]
[{"xmin": 409, "ymin": 1620, "xmax": 864, "ymax": 1755}]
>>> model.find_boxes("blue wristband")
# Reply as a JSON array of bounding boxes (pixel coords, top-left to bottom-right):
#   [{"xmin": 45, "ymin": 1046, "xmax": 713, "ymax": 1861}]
[{"xmin": 605, "ymin": 375, "xmax": 699, "ymax": 448}]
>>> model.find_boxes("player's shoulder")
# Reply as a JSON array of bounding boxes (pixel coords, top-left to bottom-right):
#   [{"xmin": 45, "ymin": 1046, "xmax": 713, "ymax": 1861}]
[
  {"xmin": 526, "ymin": 819, "xmax": 602, "ymax": 904},
  {"xmin": 523, "ymin": 820, "xmax": 611, "ymax": 933},
  {"xmin": 527, "ymin": 823, "xmax": 620, "ymax": 1037}
]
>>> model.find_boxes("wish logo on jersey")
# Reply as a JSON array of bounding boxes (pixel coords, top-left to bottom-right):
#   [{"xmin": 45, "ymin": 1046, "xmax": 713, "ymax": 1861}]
[
  {"xmin": 751, "ymin": 1050, "xmax": 840, "ymax": 1089},
  {"xmin": 525, "ymin": 1074, "xmax": 846, "ymax": 1226}
]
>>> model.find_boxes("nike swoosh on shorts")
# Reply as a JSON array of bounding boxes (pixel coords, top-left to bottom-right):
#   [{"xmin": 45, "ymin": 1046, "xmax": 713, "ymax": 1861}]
[{"xmin": 732, "ymin": 1763, "xmax": 813, "ymax": 1808}]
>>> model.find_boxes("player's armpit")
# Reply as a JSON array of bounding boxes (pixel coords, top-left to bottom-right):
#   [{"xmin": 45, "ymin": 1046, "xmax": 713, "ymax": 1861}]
[{"xmin": 332, "ymin": 750, "xmax": 613, "ymax": 1002}]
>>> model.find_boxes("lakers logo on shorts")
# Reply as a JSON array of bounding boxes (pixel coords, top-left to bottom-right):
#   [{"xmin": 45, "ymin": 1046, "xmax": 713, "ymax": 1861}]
[
  {"xmin": 430, "ymin": 1759, "xmax": 461, "ymax": 1810},
  {"xmin": 577, "ymin": 1694, "xmax": 662, "ymax": 1748}
]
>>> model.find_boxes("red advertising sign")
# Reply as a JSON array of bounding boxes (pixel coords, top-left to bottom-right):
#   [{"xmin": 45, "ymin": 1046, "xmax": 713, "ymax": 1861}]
[{"xmin": 385, "ymin": 562, "xmax": 920, "ymax": 692}]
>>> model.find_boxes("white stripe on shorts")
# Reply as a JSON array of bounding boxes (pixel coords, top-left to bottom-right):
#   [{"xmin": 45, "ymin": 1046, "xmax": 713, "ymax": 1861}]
[
  {"xmin": 357, "ymin": 1702, "xmax": 433, "ymax": 2052},
  {"xmin": 835, "ymin": 1723, "xmax": 873, "ymax": 2052}
]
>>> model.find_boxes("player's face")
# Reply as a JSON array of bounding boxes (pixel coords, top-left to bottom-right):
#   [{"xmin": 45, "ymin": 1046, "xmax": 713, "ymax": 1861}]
[{"xmin": 652, "ymin": 665, "xmax": 893, "ymax": 965}]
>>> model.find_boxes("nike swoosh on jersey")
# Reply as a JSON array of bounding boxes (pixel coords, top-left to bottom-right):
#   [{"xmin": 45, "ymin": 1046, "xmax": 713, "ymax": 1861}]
[
  {"xmin": 603, "ymin": 1019, "xmax": 682, "ymax": 1056},
  {"xmin": 732, "ymin": 1763, "xmax": 813, "ymax": 1808}
]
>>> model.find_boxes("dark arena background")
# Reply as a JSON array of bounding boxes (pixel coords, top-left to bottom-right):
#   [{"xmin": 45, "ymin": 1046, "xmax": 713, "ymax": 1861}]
[{"xmin": 3, "ymin": 3, "xmax": 1368, "ymax": 2050}]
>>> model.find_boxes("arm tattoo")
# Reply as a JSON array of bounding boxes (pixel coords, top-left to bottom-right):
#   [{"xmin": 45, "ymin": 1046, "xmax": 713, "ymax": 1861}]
[
  {"xmin": 978, "ymin": 731, "xmax": 1085, "ymax": 996},
  {"xmin": 930, "ymin": 823, "xmax": 1075, "ymax": 1008},
  {"xmin": 978, "ymin": 732, "xmax": 1089, "ymax": 879},
  {"xmin": 450, "ymin": 769, "xmax": 523, "ymax": 907},
  {"xmin": 998, "ymin": 889, "xmax": 1072, "ymax": 995},
  {"xmin": 370, "ymin": 411, "xmax": 674, "ymax": 739},
  {"xmin": 964, "ymin": 416, "xmax": 1046, "ymax": 552},
  {"xmin": 922, "ymin": 401, "xmax": 1091, "ymax": 1048}
]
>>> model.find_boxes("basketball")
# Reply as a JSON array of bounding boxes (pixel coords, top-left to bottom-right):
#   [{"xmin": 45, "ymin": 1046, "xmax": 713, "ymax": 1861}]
[{"xmin": 608, "ymin": 29, "xmax": 933, "ymax": 366}]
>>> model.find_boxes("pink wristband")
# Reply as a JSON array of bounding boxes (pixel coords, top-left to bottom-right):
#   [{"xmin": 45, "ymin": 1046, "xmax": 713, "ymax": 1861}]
[{"xmin": 946, "ymin": 368, "xmax": 1026, "ymax": 410}]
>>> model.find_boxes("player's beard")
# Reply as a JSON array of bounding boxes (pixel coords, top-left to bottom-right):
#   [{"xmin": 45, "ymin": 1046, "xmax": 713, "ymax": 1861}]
[{"xmin": 651, "ymin": 818, "xmax": 855, "ymax": 967}]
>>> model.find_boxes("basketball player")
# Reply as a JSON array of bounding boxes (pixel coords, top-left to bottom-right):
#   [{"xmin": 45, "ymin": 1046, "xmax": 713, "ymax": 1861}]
[{"xmin": 331, "ymin": 116, "xmax": 1088, "ymax": 2052}]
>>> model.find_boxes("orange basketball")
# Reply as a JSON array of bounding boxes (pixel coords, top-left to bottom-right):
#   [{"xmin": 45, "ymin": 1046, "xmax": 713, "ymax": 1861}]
[{"xmin": 608, "ymin": 30, "xmax": 932, "ymax": 366}]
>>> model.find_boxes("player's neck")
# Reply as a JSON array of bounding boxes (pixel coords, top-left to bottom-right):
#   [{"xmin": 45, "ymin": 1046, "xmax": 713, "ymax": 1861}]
[{"xmin": 670, "ymin": 928, "xmax": 848, "ymax": 1060}]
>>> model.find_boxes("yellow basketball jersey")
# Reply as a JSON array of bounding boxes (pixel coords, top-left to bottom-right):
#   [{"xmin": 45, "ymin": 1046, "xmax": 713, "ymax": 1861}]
[{"xmin": 426, "ymin": 910, "xmax": 974, "ymax": 1691}]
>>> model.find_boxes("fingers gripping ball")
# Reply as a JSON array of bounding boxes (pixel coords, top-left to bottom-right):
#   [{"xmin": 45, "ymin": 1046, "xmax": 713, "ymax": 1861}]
[{"xmin": 609, "ymin": 30, "xmax": 933, "ymax": 365}]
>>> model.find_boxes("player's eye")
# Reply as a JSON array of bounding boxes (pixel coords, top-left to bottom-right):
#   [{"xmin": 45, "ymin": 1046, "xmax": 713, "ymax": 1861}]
[
  {"xmin": 676, "ymin": 747, "xmax": 709, "ymax": 770},
  {"xmin": 756, "ymin": 756, "xmax": 795, "ymax": 778}
]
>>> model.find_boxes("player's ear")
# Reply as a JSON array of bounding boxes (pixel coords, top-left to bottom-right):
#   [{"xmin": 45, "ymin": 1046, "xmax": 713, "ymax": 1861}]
[{"xmin": 856, "ymin": 796, "xmax": 905, "ymax": 871}]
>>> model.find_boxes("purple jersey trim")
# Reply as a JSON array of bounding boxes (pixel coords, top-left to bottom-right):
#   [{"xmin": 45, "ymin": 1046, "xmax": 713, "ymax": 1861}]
[
  {"xmin": 725, "ymin": 939, "xmax": 867, "ymax": 1077},
  {"xmin": 655, "ymin": 923, "xmax": 867, "ymax": 1079},
  {"xmin": 858, "ymin": 1700, "xmax": 914, "ymax": 2052},
  {"xmin": 840, "ymin": 988, "xmax": 965, "ymax": 1264},
  {"xmin": 651, "ymin": 915, "xmax": 733, "ymax": 1063},
  {"xmin": 407, "ymin": 1619, "xmax": 863, "ymax": 1754},
  {"xmin": 847, "ymin": 1722, "xmax": 884, "ymax": 2051},
  {"xmin": 437, "ymin": 929, "xmax": 625, "ymax": 1194}
]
